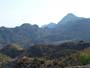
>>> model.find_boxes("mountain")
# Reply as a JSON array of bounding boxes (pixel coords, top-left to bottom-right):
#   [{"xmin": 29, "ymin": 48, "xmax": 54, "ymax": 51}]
[
  {"xmin": 0, "ymin": 13, "xmax": 90, "ymax": 47},
  {"xmin": 55, "ymin": 13, "xmax": 81, "ymax": 30},
  {"xmin": 1, "ymin": 13, "xmax": 90, "ymax": 68},
  {"xmin": 41, "ymin": 23, "xmax": 56, "ymax": 29},
  {"xmin": 0, "ymin": 23, "xmax": 44, "ymax": 48},
  {"xmin": 43, "ymin": 13, "xmax": 90, "ymax": 42},
  {"xmin": 58, "ymin": 13, "xmax": 79, "ymax": 24}
]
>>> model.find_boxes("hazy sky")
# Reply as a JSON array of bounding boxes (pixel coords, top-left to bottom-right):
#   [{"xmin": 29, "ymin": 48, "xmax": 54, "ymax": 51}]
[{"xmin": 0, "ymin": 0, "xmax": 90, "ymax": 27}]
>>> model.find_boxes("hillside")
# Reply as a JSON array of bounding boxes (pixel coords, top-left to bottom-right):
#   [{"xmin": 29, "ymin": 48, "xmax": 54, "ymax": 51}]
[
  {"xmin": 0, "ymin": 41, "xmax": 90, "ymax": 68},
  {"xmin": 0, "ymin": 43, "xmax": 24, "ymax": 58}
]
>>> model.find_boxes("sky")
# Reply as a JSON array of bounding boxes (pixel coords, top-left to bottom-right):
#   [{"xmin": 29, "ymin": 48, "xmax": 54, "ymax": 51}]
[{"xmin": 0, "ymin": 0, "xmax": 90, "ymax": 27}]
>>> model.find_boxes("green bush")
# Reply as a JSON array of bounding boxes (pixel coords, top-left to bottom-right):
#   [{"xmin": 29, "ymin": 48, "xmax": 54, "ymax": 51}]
[{"xmin": 79, "ymin": 49, "xmax": 90, "ymax": 65}]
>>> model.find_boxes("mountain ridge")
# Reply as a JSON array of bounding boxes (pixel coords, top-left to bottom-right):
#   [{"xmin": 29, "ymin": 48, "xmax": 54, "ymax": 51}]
[{"xmin": 0, "ymin": 13, "xmax": 90, "ymax": 47}]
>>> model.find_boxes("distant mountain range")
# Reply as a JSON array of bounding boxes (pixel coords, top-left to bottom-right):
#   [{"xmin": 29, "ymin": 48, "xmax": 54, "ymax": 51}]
[{"xmin": 0, "ymin": 13, "xmax": 90, "ymax": 47}]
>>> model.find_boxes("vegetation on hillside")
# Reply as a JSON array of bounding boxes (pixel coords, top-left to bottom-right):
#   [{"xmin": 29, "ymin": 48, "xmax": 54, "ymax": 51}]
[{"xmin": 0, "ymin": 41, "xmax": 90, "ymax": 68}]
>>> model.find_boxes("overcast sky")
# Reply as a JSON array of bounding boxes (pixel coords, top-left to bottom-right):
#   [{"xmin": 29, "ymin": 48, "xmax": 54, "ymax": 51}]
[{"xmin": 0, "ymin": 0, "xmax": 90, "ymax": 27}]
